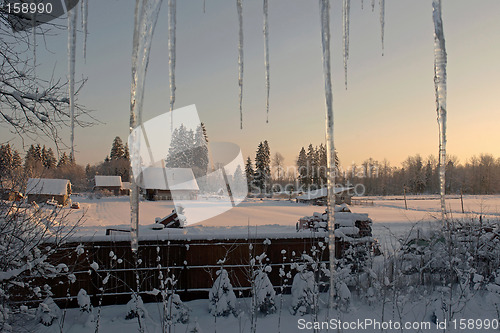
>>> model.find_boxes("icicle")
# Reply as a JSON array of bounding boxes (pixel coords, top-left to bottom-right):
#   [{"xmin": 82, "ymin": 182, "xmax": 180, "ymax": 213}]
[
  {"xmin": 342, "ymin": 0, "xmax": 350, "ymax": 89},
  {"xmin": 371, "ymin": 0, "xmax": 375, "ymax": 12},
  {"xmin": 379, "ymin": 0, "xmax": 385, "ymax": 55},
  {"xmin": 130, "ymin": 0, "xmax": 163, "ymax": 252},
  {"xmin": 237, "ymin": 0, "xmax": 243, "ymax": 129},
  {"xmin": 81, "ymin": 0, "xmax": 88, "ymax": 60},
  {"xmin": 168, "ymin": 0, "xmax": 176, "ymax": 113},
  {"xmin": 203, "ymin": 0, "xmax": 206, "ymax": 13},
  {"xmin": 32, "ymin": 13, "xmax": 36, "ymax": 83},
  {"xmin": 361, "ymin": 0, "xmax": 364, "ymax": 10},
  {"xmin": 263, "ymin": 0, "xmax": 270, "ymax": 123},
  {"xmin": 319, "ymin": 0, "xmax": 335, "ymax": 310},
  {"xmin": 432, "ymin": 0, "xmax": 447, "ymax": 222},
  {"xmin": 67, "ymin": 4, "xmax": 78, "ymax": 161}
]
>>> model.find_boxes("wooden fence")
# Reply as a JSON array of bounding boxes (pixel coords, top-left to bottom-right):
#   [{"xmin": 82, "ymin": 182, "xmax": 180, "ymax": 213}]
[{"xmin": 24, "ymin": 234, "xmax": 341, "ymax": 307}]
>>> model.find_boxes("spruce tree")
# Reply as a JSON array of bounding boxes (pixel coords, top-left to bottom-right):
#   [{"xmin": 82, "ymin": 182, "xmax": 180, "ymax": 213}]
[
  {"xmin": 193, "ymin": 124, "xmax": 209, "ymax": 178},
  {"xmin": 42, "ymin": 147, "xmax": 57, "ymax": 169},
  {"xmin": 254, "ymin": 141, "xmax": 271, "ymax": 194},
  {"xmin": 110, "ymin": 136, "xmax": 125, "ymax": 160},
  {"xmin": 165, "ymin": 124, "xmax": 195, "ymax": 168},
  {"xmin": 245, "ymin": 157, "xmax": 255, "ymax": 193},
  {"xmin": 297, "ymin": 147, "xmax": 309, "ymax": 189}
]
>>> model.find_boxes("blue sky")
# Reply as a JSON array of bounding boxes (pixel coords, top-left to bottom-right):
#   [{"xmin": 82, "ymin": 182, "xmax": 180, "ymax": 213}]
[{"xmin": 2, "ymin": 0, "xmax": 500, "ymax": 168}]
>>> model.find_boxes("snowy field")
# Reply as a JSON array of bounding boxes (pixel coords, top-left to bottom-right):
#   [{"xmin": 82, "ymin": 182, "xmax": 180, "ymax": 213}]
[
  {"xmin": 29, "ymin": 293, "xmax": 500, "ymax": 333},
  {"xmin": 68, "ymin": 194, "xmax": 500, "ymax": 252},
  {"xmin": 23, "ymin": 195, "xmax": 500, "ymax": 333}
]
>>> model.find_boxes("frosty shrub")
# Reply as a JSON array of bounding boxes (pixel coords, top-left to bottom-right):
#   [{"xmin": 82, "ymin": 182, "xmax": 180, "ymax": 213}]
[
  {"xmin": 166, "ymin": 293, "xmax": 190, "ymax": 324},
  {"xmin": 77, "ymin": 288, "xmax": 92, "ymax": 313},
  {"xmin": 0, "ymin": 199, "xmax": 82, "ymax": 330},
  {"xmin": 208, "ymin": 268, "xmax": 237, "ymax": 317},
  {"xmin": 35, "ymin": 297, "xmax": 61, "ymax": 326},
  {"xmin": 290, "ymin": 270, "xmax": 317, "ymax": 315},
  {"xmin": 486, "ymin": 269, "xmax": 500, "ymax": 320},
  {"xmin": 125, "ymin": 294, "xmax": 148, "ymax": 320},
  {"xmin": 76, "ymin": 288, "xmax": 95, "ymax": 326},
  {"xmin": 254, "ymin": 270, "xmax": 276, "ymax": 315}
]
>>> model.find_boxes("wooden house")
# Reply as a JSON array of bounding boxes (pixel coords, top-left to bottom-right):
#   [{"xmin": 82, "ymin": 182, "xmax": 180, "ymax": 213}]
[
  {"xmin": 94, "ymin": 176, "xmax": 130, "ymax": 195},
  {"xmin": 296, "ymin": 186, "xmax": 353, "ymax": 205},
  {"xmin": 139, "ymin": 168, "xmax": 199, "ymax": 201},
  {"xmin": 26, "ymin": 178, "xmax": 71, "ymax": 206}
]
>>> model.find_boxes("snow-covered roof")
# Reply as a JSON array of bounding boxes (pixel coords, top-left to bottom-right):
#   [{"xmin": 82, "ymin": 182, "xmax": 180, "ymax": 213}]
[
  {"xmin": 26, "ymin": 178, "xmax": 70, "ymax": 196},
  {"xmin": 95, "ymin": 175, "xmax": 122, "ymax": 187},
  {"xmin": 296, "ymin": 186, "xmax": 353, "ymax": 200},
  {"xmin": 139, "ymin": 168, "xmax": 199, "ymax": 191}
]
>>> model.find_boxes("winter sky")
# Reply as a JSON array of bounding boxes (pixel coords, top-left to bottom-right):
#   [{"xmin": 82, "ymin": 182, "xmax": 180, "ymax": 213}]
[{"xmin": 2, "ymin": 0, "xmax": 500, "ymax": 168}]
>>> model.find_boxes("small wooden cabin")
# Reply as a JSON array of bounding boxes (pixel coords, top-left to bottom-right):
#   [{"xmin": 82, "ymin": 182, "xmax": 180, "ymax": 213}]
[
  {"xmin": 140, "ymin": 168, "xmax": 199, "ymax": 201},
  {"xmin": 26, "ymin": 178, "xmax": 71, "ymax": 206},
  {"xmin": 296, "ymin": 186, "xmax": 353, "ymax": 205},
  {"xmin": 94, "ymin": 176, "xmax": 130, "ymax": 195}
]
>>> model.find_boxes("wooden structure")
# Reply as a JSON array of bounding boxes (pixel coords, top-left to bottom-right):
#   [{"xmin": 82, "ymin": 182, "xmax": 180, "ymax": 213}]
[
  {"xmin": 25, "ymin": 234, "xmax": 331, "ymax": 307},
  {"xmin": 94, "ymin": 175, "xmax": 129, "ymax": 195},
  {"xmin": 140, "ymin": 168, "xmax": 199, "ymax": 201},
  {"xmin": 25, "ymin": 178, "xmax": 71, "ymax": 206},
  {"xmin": 296, "ymin": 186, "xmax": 353, "ymax": 205}
]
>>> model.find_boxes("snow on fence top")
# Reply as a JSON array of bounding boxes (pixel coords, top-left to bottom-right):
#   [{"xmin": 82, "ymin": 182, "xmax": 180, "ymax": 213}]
[
  {"xmin": 26, "ymin": 178, "xmax": 71, "ymax": 196},
  {"xmin": 53, "ymin": 225, "xmax": 328, "ymax": 244},
  {"xmin": 139, "ymin": 167, "xmax": 199, "ymax": 191},
  {"xmin": 296, "ymin": 186, "xmax": 353, "ymax": 200},
  {"xmin": 94, "ymin": 175, "xmax": 122, "ymax": 187}
]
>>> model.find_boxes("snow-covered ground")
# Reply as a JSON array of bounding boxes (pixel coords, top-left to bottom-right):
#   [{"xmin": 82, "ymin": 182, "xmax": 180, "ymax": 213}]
[
  {"xmin": 67, "ymin": 194, "xmax": 500, "ymax": 249},
  {"xmin": 24, "ymin": 195, "xmax": 500, "ymax": 332},
  {"xmin": 25, "ymin": 289, "xmax": 500, "ymax": 333}
]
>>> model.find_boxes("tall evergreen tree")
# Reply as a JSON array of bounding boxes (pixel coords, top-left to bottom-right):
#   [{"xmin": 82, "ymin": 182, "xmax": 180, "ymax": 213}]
[
  {"xmin": 110, "ymin": 136, "xmax": 126, "ymax": 160},
  {"xmin": 57, "ymin": 152, "xmax": 71, "ymax": 168},
  {"xmin": 306, "ymin": 144, "xmax": 319, "ymax": 188},
  {"xmin": 297, "ymin": 147, "xmax": 309, "ymax": 189},
  {"xmin": 165, "ymin": 124, "xmax": 195, "ymax": 168},
  {"xmin": 245, "ymin": 157, "xmax": 255, "ymax": 192},
  {"xmin": 42, "ymin": 147, "xmax": 57, "ymax": 169},
  {"xmin": 254, "ymin": 141, "xmax": 271, "ymax": 193},
  {"xmin": 193, "ymin": 124, "xmax": 209, "ymax": 178}
]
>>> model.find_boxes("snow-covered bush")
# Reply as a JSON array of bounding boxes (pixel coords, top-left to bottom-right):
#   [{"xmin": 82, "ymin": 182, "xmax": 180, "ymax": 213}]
[
  {"xmin": 208, "ymin": 268, "xmax": 237, "ymax": 317},
  {"xmin": 290, "ymin": 270, "xmax": 317, "ymax": 315},
  {"xmin": 0, "ymin": 198, "xmax": 82, "ymax": 329},
  {"xmin": 254, "ymin": 271, "xmax": 276, "ymax": 315},
  {"xmin": 77, "ymin": 288, "xmax": 92, "ymax": 313},
  {"xmin": 77, "ymin": 288, "xmax": 94, "ymax": 326},
  {"xmin": 166, "ymin": 293, "xmax": 190, "ymax": 324},
  {"xmin": 125, "ymin": 294, "xmax": 148, "ymax": 320},
  {"xmin": 35, "ymin": 297, "xmax": 61, "ymax": 326}
]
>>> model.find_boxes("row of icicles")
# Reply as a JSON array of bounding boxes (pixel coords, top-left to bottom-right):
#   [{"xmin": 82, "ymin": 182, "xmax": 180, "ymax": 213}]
[
  {"xmin": 65, "ymin": 0, "xmax": 386, "ymax": 133},
  {"xmin": 61, "ymin": 0, "xmax": 446, "ymax": 252}
]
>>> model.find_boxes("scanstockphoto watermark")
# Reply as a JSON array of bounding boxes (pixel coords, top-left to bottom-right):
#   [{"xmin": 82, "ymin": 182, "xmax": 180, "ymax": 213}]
[
  {"xmin": 297, "ymin": 318, "xmax": 433, "ymax": 331},
  {"xmin": 274, "ymin": 161, "xmax": 381, "ymax": 181},
  {"xmin": 249, "ymin": 176, "xmax": 366, "ymax": 197}
]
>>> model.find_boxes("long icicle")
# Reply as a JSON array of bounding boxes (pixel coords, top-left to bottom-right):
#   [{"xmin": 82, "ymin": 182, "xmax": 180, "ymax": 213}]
[
  {"xmin": 379, "ymin": 0, "xmax": 385, "ymax": 55},
  {"xmin": 319, "ymin": 0, "xmax": 336, "ymax": 310},
  {"xmin": 237, "ymin": 0, "xmax": 243, "ymax": 129},
  {"xmin": 81, "ymin": 0, "xmax": 88, "ymax": 60},
  {"xmin": 168, "ymin": 0, "xmax": 176, "ymax": 113},
  {"xmin": 68, "ymin": 3, "xmax": 77, "ymax": 161},
  {"xmin": 263, "ymin": 0, "xmax": 270, "ymax": 123},
  {"xmin": 432, "ymin": 0, "xmax": 447, "ymax": 222},
  {"xmin": 130, "ymin": 0, "xmax": 163, "ymax": 253},
  {"xmin": 371, "ymin": 0, "xmax": 375, "ymax": 12},
  {"xmin": 342, "ymin": 0, "xmax": 350, "ymax": 89}
]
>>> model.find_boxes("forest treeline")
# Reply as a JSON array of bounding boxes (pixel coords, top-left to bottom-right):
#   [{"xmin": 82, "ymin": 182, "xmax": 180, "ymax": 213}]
[{"xmin": 1, "ymin": 138, "xmax": 499, "ymax": 195}]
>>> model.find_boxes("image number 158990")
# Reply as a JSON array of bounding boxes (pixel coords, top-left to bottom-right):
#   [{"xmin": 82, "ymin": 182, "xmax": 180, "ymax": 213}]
[{"xmin": 6, "ymin": 1, "xmax": 53, "ymax": 15}]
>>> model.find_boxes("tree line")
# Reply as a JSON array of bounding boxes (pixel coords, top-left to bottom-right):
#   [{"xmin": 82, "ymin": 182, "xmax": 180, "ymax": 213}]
[{"xmin": 345, "ymin": 154, "xmax": 500, "ymax": 195}]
